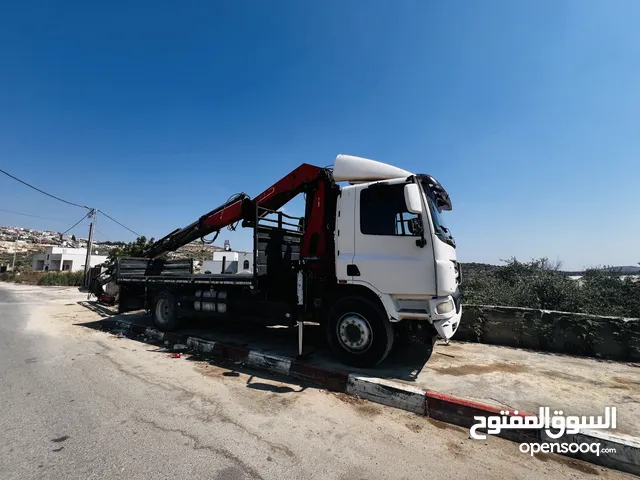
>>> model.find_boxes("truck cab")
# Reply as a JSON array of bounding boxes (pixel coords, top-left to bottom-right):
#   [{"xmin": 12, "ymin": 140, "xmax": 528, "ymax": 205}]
[{"xmin": 327, "ymin": 155, "xmax": 461, "ymax": 364}]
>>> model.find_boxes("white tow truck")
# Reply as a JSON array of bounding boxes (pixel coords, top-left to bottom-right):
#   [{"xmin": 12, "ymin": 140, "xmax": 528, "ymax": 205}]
[{"xmin": 100, "ymin": 154, "xmax": 462, "ymax": 367}]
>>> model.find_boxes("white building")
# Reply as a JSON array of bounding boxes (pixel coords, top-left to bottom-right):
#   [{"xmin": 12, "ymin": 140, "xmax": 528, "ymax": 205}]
[
  {"xmin": 32, "ymin": 247, "xmax": 108, "ymax": 272},
  {"xmin": 202, "ymin": 250, "xmax": 253, "ymax": 275}
]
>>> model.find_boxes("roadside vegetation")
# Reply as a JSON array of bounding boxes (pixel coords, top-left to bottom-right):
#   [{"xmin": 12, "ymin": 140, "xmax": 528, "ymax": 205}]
[
  {"xmin": 106, "ymin": 236, "xmax": 157, "ymax": 260},
  {"xmin": 0, "ymin": 270, "xmax": 85, "ymax": 286},
  {"xmin": 0, "ymin": 251, "xmax": 44, "ymax": 272},
  {"xmin": 461, "ymin": 257, "xmax": 640, "ymax": 318},
  {"xmin": 107, "ymin": 236, "xmax": 211, "ymax": 263}
]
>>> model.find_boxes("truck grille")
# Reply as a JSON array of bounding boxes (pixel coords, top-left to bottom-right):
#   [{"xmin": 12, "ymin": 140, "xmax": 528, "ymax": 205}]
[
  {"xmin": 454, "ymin": 261, "xmax": 461, "ymax": 284},
  {"xmin": 451, "ymin": 287, "xmax": 461, "ymax": 313}
]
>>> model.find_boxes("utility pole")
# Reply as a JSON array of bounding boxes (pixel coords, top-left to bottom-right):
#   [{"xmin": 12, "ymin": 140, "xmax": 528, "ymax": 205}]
[
  {"xmin": 83, "ymin": 209, "xmax": 96, "ymax": 289},
  {"xmin": 11, "ymin": 250, "xmax": 16, "ymax": 271}
]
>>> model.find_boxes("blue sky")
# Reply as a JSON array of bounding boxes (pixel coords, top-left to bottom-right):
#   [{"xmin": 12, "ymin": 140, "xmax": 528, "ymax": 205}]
[{"xmin": 1, "ymin": 0, "xmax": 638, "ymax": 270}]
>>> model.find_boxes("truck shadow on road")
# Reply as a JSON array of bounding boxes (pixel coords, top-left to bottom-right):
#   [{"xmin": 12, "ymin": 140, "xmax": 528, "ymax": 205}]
[
  {"xmin": 181, "ymin": 352, "xmax": 311, "ymax": 395},
  {"xmin": 75, "ymin": 300, "xmax": 433, "ymax": 384},
  {"xmin": 76, "ymin": 301, "xmax": 119, "ymax": 318}
]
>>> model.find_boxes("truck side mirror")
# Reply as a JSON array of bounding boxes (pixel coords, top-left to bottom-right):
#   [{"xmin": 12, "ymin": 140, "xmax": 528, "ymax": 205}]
[
  {"xmin": 408, "ymin": 217, "xmax": 423, "ymax": 235},
  {"xmin": 404, "ymin": 184, "xmax": 423, "ymax": 214}
]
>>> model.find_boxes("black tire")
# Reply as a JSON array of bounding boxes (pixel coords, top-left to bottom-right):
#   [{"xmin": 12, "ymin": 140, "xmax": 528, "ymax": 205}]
[
  {"xmin": 326, "ymin": 296, "xmax": 394, "ymax": 367},
  {"xmin": 151, "ymin": 290, "xmax": 179, "ymax": 331}
]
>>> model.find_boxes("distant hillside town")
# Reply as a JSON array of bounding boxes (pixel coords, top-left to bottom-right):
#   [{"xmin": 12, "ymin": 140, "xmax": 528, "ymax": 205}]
[
  {"xmin": 0, "ymin": 224, "xmax": 230, "ymax": 273},
  {"xmin": 0, "ymin": 225, "xmax": 80, "ymax": 247},
  {"xmin": 0, "ymin": 224, "xmax": 116, "ymax": 254}
]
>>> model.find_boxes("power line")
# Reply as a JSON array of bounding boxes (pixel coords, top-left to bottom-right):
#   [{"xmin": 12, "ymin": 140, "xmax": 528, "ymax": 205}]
[
  {"xmin": 0, "ymin": 169, "xmax": 89, "ymax": 210},
  {"xmin": 61, "ymin": 212, "xmax": 90, "ymax": 236},
  {"xmin": 0, "ymin": 209, "xmax": 66, "ymax": 223},
  {"xmin": 0, "ymin": 169, "xmax": 144, "ymax": 238},
  {"xmin": 94, "ymin": 228, "xmax": 111, "ymax": 241},
  {"xmin": 97, "ymin": 210, "xmax": 141, "ymax": 237}
]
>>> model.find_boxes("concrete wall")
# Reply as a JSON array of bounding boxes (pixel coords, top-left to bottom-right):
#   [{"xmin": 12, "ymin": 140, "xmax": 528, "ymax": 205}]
[
  {"xmin": 58, "ymin": 253, "xmax": 107, "ymax": 272},
  {"xmin": 32, "ymin": 254, "xmax": 46, "ymax": 270},
  {"xmin": 49, "ymin": 247, "xmax": 90, "ymax": 255},
  {"xmin": 457, "ymin": 305, "xmax": 640, "ymax": 362}
]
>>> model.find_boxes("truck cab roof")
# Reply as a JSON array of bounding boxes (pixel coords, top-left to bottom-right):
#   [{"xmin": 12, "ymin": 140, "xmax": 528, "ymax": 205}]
[{"xmin": 332, "ymin": 154, "xmax": 413, "ymax": 184}]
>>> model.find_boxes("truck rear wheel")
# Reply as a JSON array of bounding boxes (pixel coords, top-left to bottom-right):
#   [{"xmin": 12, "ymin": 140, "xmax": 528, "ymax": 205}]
[
  {"xmin": 326, "ymin": 296, "xmax": 394, "ymax": 367},
  {"xmin": 151, "ymin": 290, "xmax": 178, "ymax": 331}
]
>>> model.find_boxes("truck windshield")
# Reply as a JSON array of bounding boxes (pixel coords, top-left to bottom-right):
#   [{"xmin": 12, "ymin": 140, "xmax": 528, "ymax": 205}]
[{"xmin": 426, "ymin": 196, "xmax": 455, "ymax": 248}]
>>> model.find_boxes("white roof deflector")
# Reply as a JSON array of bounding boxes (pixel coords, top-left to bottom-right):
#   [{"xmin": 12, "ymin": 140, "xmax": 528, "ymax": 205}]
[{"xmin": 332, "ymin": 154, "xmax": 413, "ymax": 183}]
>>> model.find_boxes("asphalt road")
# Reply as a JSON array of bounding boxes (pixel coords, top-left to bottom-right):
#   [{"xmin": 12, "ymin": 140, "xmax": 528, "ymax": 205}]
[{"xmin": 0, "ymin": 284, "xmax": 627, "ymax": 479}]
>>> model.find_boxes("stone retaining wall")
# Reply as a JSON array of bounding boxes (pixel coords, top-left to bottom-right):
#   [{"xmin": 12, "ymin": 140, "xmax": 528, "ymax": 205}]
[{"xmin": 457, "ymin": 305, "xmax": 640, "ymax": 362}]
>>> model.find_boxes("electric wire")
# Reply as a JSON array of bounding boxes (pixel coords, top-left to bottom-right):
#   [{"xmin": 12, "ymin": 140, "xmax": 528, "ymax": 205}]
[
  {"xmin": 97, "ymin": 210, "xmax": 141, "ymax": 237},
  {"xmin": 0, "ymin": 169, "xmax": 89, "ymax": 209},
  {"xmin": 0, "ymin": 209, "xmax": 66, "ymax": 223},
  {"xmin": 61, "ymin": 212, "xmax": 90, "ymax": 236},
  {"xmin": 2, "ymin": 169, "xmax": 148, "ymax": 240}
]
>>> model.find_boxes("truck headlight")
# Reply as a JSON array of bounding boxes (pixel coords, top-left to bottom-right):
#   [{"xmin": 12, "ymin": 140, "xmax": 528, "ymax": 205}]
[{"xmin": 436, "ymin": 299, "xmax": 454, "ymax": 314}]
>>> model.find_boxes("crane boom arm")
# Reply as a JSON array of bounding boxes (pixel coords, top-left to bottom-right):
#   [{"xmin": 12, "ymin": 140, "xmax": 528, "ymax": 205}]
[{"xmin": 145, "ymin": 163, "xmax": 330, "ymax": 259}]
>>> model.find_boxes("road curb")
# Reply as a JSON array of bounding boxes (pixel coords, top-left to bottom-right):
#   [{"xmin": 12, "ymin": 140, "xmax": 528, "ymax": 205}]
[
  {"xmin": 112, "ymin": 319, "xmax": 640, "ymax": 476},
  {"xmin": 347, "ymin": 375, "xmax": 426, "ymax": 414}
]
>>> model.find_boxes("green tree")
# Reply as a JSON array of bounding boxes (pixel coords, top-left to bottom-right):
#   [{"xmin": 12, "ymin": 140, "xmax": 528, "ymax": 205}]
[
  {"xmin": 107, "ymin": 236, "xmax": 157, "ymax": 261},
  {"xmin": 461, "ymin": 257, "xmax": 640, "ymax": 317},
  {"xmin": 71, "ymin": 234, "xmax": 76, "ymax": 242},
  {"xmin": 580, "ymin": 267, "xmax": 640, "ymax": 318},
  {"xmin": 461, "ymin": 257, "xmax": 582, "ymax": 312}
]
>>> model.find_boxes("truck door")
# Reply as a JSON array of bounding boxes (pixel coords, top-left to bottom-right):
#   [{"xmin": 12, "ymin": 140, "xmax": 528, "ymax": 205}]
[{"xmin": 351, "ymin": 178, "xmax": 436, "ymax": 296}]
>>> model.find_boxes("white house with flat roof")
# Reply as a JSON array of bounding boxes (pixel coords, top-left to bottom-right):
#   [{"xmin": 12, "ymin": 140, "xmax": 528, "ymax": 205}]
[
  {"xmin": 32, "ymin": 247, "xmax": 107, "ymax": 272},
  {"xmin": 201, "ymin": 250, "xmax": 253, "ymax": 275}
]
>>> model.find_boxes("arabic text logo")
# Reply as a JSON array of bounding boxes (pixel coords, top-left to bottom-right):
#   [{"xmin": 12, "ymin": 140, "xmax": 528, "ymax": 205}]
[{"xmin": 469, "ymin": 406, "xmax": 616, "ymax": 441}]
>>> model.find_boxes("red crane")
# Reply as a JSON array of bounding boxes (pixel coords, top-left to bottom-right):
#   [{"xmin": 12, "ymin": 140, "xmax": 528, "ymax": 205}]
[{"xmin": 145, "ymin": 164, "xmax": 339, "ymax": 267}]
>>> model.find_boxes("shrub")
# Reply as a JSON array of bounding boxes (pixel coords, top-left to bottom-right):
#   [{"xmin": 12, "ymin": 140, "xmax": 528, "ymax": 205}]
[
  {"xmin": 580, "ymin": 268, "xmax": 640, "ymax": 318},
  {"xmin": 461, "ymin": 257, "xmax": 640, "ymax": 317},
  {"xmin": 0, "ymin": 270, "xmax": 84, "ymax": 286},
  {"xmin": 0, "ymin": 272, "xmax": 14, "ymax": 282},
  {"xmin": 8, "ymin": 271, "xmax": 43, "ymax": 284},
  {"xmin": 108, "ymin": 236, "xmax": 157, "ymax": 261},
  {"xmin": 36, "ymin": 271, "xmax": 85, "ymax": 286}
]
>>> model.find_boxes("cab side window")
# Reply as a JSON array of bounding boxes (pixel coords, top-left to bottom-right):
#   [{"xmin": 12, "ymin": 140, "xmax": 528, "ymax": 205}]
[{"xmin": 360, "ymin": 183, "xmax": 421, "ymax": 236}]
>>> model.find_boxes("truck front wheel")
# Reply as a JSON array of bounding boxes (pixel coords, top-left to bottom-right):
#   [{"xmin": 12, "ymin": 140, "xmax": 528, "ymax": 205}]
[
  {"xmin": 326, "ymin": 297, "xmax": 394, "ymax": 367},
  {"xmin": 151, "ymin": 290, "xmax": 178, "ymax": 331}
]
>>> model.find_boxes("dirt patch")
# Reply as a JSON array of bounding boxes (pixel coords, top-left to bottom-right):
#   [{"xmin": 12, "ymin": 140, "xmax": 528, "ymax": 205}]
[
  {"xmin": 196, "ymin": 363, "xmax": 235, "ymax": 379},
  {"xmin": 537, "ymin": 370, "xmax": 604, "ymax": 386},
  {"xmin": 535, "ymin": 452, "xmax": 601, "ymax": 476},
  {"xmin": 427, "ymin": 418, "xmax": 468, "ymax": 433},
  {"xmin": 536, "ymin": 372, "xmax": 640, "ymax": 390},
  {"xmin": 355, "ymin": 403, "xmax": 382, "ymax": 417},
  {"xmin": 618, "ymin": 395, "xmax": 639, "ymax": 404},
  {"xmin": 612, "ymin": 376, "xmax": 640, "ymax": 387},
  {"xmin": 428, "ymin": 362, "xmax": 528, "ymax": 376},
  {"xmin": 445, "ymin": 440, "xmax": 463, "ymax": 457},
  {"xmin": 405, "ymin": 422, "xmax": 423, "ymax": 433},
  {"xmin": 332, "ymin": 392, "xmax": 365, "ymax": 406},
  {"xmin": 331, "ymin": 392, "xmax": 382, "ymax": 417}
]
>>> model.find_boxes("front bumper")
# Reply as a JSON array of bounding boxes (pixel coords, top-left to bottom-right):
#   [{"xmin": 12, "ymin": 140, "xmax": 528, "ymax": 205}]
[
  {"xmin": 432, "ymin": 289, "xmax": 461, "ymax": 339},
  {"xmin": 432, "ymin": 306, "xmax": 462, "ymax": 340},
  {"xmin": 379, "ymin": 290, "xmax": 462, "ymax": 341}
]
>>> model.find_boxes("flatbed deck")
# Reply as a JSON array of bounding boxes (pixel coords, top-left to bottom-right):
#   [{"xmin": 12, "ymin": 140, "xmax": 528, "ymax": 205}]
[{"xmin": 117, "ymin": 274, "xmax": 255, "ymax": 286}]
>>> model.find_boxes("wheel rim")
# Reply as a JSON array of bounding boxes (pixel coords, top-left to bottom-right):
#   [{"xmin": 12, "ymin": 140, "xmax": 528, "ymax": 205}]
[
  {"xmin": 156, "ymin": 298, "xmax": 170, "ymax": 324},
  {"xmin": 336, "ymin": 313, "xmax": 372, "ymax": 353}
]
